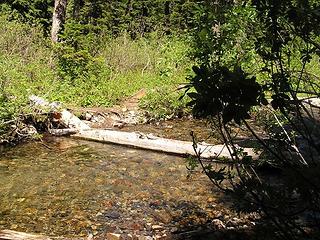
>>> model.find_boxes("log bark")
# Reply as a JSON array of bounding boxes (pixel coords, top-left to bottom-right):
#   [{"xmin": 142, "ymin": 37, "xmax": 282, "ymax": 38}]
[
  {"xmin": 51, "ymin": 0, "xmax": 68, "ymax": 43},
  {"xmin": 73, "ymin": 129, "xmax": 258, "ymax": 160}
]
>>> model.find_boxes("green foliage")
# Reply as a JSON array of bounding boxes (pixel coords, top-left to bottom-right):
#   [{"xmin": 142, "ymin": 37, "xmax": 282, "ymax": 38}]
[
  {"xmin": 101, "ymin": 32, "xmax": 191, "ymax": 75},
  {"xmin": 140, "ymin": 86, "xmax": 191, "ymax": 120},
  {"xmin": 54, "ymin": 45, "xmax": 105, "ymax": 82},
  {"xmin": 190, "ymin": 2, "xmax": 260, "ymax": 69},
  {"xmin": 184, "ymin": 65, "xmax": 266, "ymax": 123},
  {"xmin": 1, "ymin": 0, "xmax": 53, "ymax": 32},
  {"xmin": 0, "ymin": 16, "xmax": 54, "ymax": 141},
  {"xmin": 0, "ymin": 12, "xmax": 194, "ymax": 141},
  {"xmin": 185, "ymin": 0, "xmax": 320, "ymax": 238},
  {"xmin": 64, "ymin": 0, "xmax": 203, "ymax": 36},
  {"xmin": 54, "ymin": 29, "xmax": 192, "ymax": 108},
  {"xmin": 1, "ymin": 0, "xmax": 208, "ymax": 38}
]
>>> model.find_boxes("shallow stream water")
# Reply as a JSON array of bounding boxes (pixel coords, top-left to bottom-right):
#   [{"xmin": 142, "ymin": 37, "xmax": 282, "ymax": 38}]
[{"xmin": 0, "ymin": 136, "xmax": 234, "ymax": 238}]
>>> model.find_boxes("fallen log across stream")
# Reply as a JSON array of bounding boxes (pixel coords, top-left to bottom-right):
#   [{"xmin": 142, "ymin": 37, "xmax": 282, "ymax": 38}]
[
  {"xmin": 30, "ymin": 95, "xmax": 259, "ymax": 160},
  {"xmin": 72, "ymin": 129, "xmax": 258, "ymax": 159}
]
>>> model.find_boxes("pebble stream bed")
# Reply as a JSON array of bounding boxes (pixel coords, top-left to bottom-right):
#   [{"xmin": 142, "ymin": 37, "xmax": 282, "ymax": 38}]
[{"xmin": 0, "ymin": 136, "xmax": 254, "ymax": 239}]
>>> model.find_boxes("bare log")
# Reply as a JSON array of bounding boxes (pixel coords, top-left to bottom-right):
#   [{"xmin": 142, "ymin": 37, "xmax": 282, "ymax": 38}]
[
  {"xmin": 29, "ymin": 95, "xmax": 90, "ymax": 130},
  {"xmin": 29, "ymin": 95, "xmax": 259, "ymax": 160},
  {"xmin": 73, "ymin": 129, "xmax": 259, "ymax": 160},
  {"xmin": 0, "ymin": 230, "xmax": 52, "ymax": 240},
  {"xmin": 49, "ymin": 128, "xmax": 79, "ymax": 136},
  {"xmin": 59, "ymin": 109, "xmax": 90, "ymax": 130},
  {"xmin": 302, "ymin": 97, "xmax": 320, "ymax": 109},
  {"xmin": 0, "ymin": 230, "xmax": 87, "ymax": 240}
]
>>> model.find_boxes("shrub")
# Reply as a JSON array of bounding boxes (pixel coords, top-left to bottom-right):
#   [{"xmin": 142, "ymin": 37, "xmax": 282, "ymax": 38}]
[{"xmin": 184, "ymin": 0, "xmax": 320, "ymax": 239}]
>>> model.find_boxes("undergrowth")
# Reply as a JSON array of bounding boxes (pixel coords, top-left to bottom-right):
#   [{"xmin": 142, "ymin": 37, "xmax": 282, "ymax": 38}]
[
  {"xmin": 0, "ymin": 15, "xmax": 193, "ymax": 140},
  {"xmin": 1, "ymin": 13, "xmax": 317, "ymax": 141}
]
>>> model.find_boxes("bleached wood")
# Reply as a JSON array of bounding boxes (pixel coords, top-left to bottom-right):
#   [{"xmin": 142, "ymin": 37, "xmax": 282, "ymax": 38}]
[
  {"xmin": 49, "ymin": 128, "xmax": 79, "ymax": 136},
  {"xmin": 29, "ymin": 95, "xmax": 258, "ymax": 159},
  {"xmin": 0, "ymin": 230, "xmax": 52, "ymax": 240},
  {"xmin": 302, "ymin": 97, "xmax": 320, "ymax": 108},
  {"xmin": 29, "ymin": 95, "xmax": 90, "ymax": 131},
  {"xmin": 59, "ymin": 109, "xmax": 91, "ymax": 130},
  {"xmin": 51, "ymin": 0, "xmax": 68, "ymax": 43},
  {"xmin": 0, "ymin": 230, "xmax": 85, "ymax": 240},
  {"xmin": 73, "ymin": 129, "xmax": 258, "ymax": 159}
]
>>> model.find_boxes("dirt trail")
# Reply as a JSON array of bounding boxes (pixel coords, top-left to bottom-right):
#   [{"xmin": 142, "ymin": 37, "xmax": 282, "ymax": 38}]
[{"xmin": 69, "ymin": 89, "xmax": 147, "ymax": 129}]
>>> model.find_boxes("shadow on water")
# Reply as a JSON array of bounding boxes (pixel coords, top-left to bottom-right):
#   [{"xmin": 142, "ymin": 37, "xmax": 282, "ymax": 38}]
[{"xmin": 0, "ymin": 136, "xmax": 255, "ymax": 239}]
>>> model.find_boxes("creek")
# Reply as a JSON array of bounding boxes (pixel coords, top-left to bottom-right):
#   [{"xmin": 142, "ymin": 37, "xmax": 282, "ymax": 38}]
[{"xmin": 0, "ymin": 134, "xmax": 234, "ymax": 238}]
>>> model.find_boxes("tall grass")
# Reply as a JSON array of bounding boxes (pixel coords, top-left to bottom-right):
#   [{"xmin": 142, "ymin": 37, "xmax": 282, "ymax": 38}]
[
  {"xmin": 0, "ymin": 16, "xmax": 193, "ymax": 131},
  {"xmin": 0, "ymin": 16, "xmax": 54, "ymax": 122},
  {"xmin": 53, "ymin": 31, "xmax": 192, "ymax": 109}
]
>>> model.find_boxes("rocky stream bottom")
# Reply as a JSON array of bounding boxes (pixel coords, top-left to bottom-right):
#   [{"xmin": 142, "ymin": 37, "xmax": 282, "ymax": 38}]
[{"xmin": 0, "ymin": 135, "xmax": 260, "ymax": 240}]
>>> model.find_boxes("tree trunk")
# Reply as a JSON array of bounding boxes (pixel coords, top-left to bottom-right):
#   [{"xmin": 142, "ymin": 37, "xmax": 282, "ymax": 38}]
[{"xmin": 51, "ymin": 0, "xmax": 68, "ymax": 43}]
